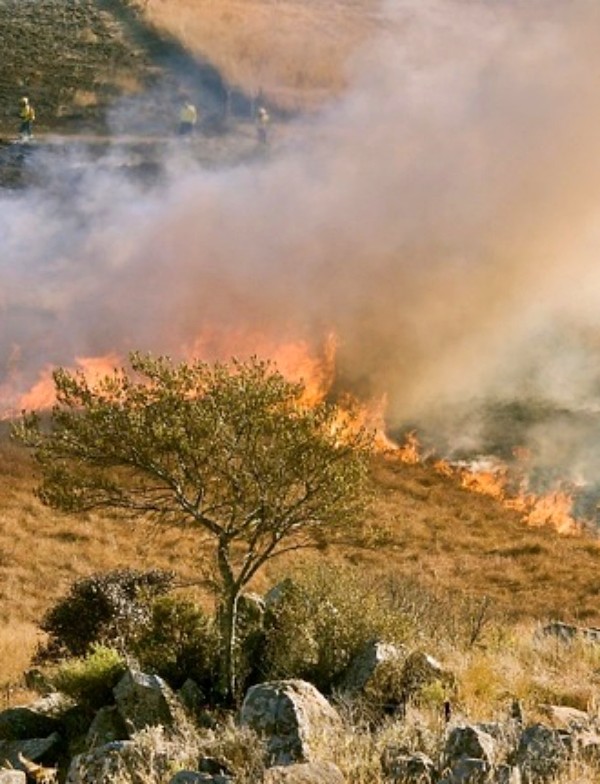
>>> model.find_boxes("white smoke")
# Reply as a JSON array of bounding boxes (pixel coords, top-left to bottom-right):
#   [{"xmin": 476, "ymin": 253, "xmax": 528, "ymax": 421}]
[{"xmin": 4, "ymin": 0, "xmax": 600, "ymax": 479}]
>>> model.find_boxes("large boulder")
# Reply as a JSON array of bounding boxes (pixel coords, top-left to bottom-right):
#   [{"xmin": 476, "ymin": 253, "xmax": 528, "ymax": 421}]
[
  {"xmin": 85, "ymin": 706, "xmax": 128, "ymax": 749},
  {"xmin": 444, "ymin": 725, "xmax": 497, "ymax": 767},
  {"xmin": 113, "ymin": 669, "xmax": 186, "ymax": 734},
  {"xmin": 400, "ymin": 651, "xmax": 454, "ymax": 703},
  {"xmin": 262, "ymin": 761, "xmax": 345, "ymax": 783},
  {"xmin": 66, "ymin": 740, "xmax": 136, "ymax": 784},
  {"xmin": 240, "ymin": 680, "xmax": 341, "ymax": 766},
  {"xmin": 0, "ymin": 700, "xmax": 62, "ymax": 740},
  {"xmin": 514, "ymin": 724, "xmax": 571, "ymax": 782}
]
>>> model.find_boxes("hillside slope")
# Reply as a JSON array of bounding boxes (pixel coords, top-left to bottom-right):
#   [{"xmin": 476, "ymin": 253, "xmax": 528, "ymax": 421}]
[
  {"xmin": 0, "ymin": 0, "xmax": 227, "ymax": 136},
  {"xmin": 2, "ymin": 433, "xmax": 599, "ymax": 629}
]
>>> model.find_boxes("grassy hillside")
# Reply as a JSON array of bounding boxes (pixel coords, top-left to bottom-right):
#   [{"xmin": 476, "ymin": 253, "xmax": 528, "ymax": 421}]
[
  {"xmin": 2, "ymin": 426, "xmax": 600, "ymax": 704},
  {"xmin": 136, "ymin": 0, "xmax": 379, "ymax": 109},
  {"xmin": 0, "ymin": 0, "xmax": 376, "ymax": 138}
]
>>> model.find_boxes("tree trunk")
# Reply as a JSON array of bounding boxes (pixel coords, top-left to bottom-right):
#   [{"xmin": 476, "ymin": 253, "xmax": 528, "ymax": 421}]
[
  {"xmin": 219, "ymin": 588, "xmax": 240, "ymax": 703},
  {"xmin": 217, "ymin": 539, "xmax": 240, "ymax": 703}
]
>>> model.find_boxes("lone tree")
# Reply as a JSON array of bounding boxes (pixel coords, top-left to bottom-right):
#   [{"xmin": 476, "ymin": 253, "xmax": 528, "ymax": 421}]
[{"xmin": 14, "ymin": 353, "xmax": 372, "ymax": 700}]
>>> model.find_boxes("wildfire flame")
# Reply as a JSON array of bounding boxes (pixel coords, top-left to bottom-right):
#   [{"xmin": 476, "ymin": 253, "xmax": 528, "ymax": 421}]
[{"xmin": 1, "ymin": 331, "xmax": 584, "ymax": 535}]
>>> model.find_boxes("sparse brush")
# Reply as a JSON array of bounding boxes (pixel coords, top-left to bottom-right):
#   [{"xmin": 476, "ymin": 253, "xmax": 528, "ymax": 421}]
[
  {"xmin": 262, "ymin": 562, "xmax": 411, "ymax": 692},
  {"xmin": 48, "ymin": 644, "xmax": 126, "ymax": 710}
]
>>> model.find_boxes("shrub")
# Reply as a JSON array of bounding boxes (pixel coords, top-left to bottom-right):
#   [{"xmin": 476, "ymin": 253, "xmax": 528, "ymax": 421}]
[
  {"xmin": 262, "ymin": 563, "xmax": 410, "ymax": 693},
  {"xmin": 131, "ymin": 596, "xmax": 220, "ymax": 695},
  {"xmin": 37, "ymin": 568, "xmax": 175, "ymax": 662},
  {"xmin": 51, "ymin": 644, "xmax": 126, "ymax": 709}
]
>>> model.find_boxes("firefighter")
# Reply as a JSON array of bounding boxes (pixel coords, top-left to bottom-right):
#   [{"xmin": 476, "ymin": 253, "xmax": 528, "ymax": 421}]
[
  {"xmin": 178, "ymin": 98, "xmax": 198, "ymax": 136},
  {"xmin": 256, "ymin": 105, "xmax": 270, "ymax": 145},
  {"xmin": 19, "ymin": 96, "xmax": 35, "ymax": 139}
]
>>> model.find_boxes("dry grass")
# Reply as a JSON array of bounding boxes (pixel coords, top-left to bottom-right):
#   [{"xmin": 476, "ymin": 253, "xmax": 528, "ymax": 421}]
[{"xmin": 138, "ymin": 0, "xmax": 381, "ymax": 109}]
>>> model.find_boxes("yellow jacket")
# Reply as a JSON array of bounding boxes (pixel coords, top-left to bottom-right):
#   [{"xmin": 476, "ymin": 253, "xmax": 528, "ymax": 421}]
[
  {"xmin": 20, "ymin": 104, "xmax": 35, "ymax": 122},
  {"xmin": 179, "ymin": 103, "xmax": 197, "ymax": 124}
]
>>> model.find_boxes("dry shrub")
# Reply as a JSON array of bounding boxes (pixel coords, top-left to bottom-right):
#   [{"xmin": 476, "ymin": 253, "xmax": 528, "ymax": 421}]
[{"xmin": 262, "ymin": 563, "xmax": 410, "ymax": 692}]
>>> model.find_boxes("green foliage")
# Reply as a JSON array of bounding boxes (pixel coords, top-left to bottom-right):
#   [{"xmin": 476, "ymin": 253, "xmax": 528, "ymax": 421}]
[
  {"xmin": 131, "ymin": 596, "xmax": 220, "ymax": 693},
  {"xmin": 262, "ymin": 564, "xmax": 410, "ymax": 692},
  {"xmin": 50, "ymin": 644, "xmax": 126, "ymax": 709},
  {"xmin": 37, "ymin": 568, "xmax": 175, "ymax": 661},
  {"xmin": 14, "ymin": 353, "xmax": 372, "ymax": 700}
]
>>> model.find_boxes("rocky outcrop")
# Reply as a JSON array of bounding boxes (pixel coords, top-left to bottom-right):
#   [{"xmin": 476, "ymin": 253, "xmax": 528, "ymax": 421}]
[
  {"xmin": 113, "ymin": 669, "xmax": 186, "ymax": 734},
  {"xmin": 240, "ymin": 680, "xmax": 341, "ymax": 766},
  {"xmin": 85, "ymin": 706, "xmax": 128, "ymax": 749},
  {"xmin": 0, "ymin": 733, "xmax": 61, "ymax": 769},
  {"xmin": 380, "ymin": 748, "xmax": 436, "ymax": 783},
  {"xmin": 0, "ymin": 695, "xmax": 65, "ymax": 741}
]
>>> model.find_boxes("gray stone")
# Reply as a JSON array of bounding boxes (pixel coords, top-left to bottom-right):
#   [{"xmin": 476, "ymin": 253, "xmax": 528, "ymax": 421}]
[
  {"xmin": 539, "ymin": 704, "xmax": 588, "ymax": 729},
  {"xmin": 66, "ymin": 740, "xmax": 135, "ymax": 784},
  {"xmin": 168, "ymin": 773, "xmax": 233, "ymax": 784},
  {"xmin": 0, "ymin": 734, "xmax": 61, "ymax": 769},
  {"xmin": 380, "ymin": 748, "xmax": 435, "ymax": 782},
  {"xmin": 0, "ymin": 708, "xmax": 61, "ymax": 742},
  {"xmin": 240, "ymin": 680, "xmax": 341, "ymax": 766},
  {"xmin": 263, "ymin": 761, "xmax": 345, "ymax": 783},
  {"xmin": 85, "ymin": 706, "xmax": 128, "ymax": 749},
  {"xmin": 445, "ymin": 725, "xmax": 497, "ymax": 767},
  {"xmin": 439, "ymin": 757, "xmax": 490, "ymax": 783},
  {"xmin": 339, "ymin": 640, "xmax": 406, "ymax": 695},
  {"xmin": 400, "ymin": 650, "xmax": 454, "ymax": 702},
  {"xmin": 515, "ymin": 724, "xmax": 571, "ymax": 781},
  {"xmin": 113, "ymin": 668, "xmax": 185, "ymax": 733},
  {"xmin": 0, "ymin": 772, "xmax": 26, "ymax": 784}
]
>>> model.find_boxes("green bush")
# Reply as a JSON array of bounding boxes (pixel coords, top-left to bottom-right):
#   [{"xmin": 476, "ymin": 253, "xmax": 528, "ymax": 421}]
[
  {"xmin": 37, "ymin": 568, "xmax": 175, "ymax": 662},
  {"xmin": 51, "ymin": 644, "xmax": 126, "ymax": 709},
  {"xmin": 131, "ymin": 596, "xmax": 220, "ymax": 695},
  {"xmin": 262, "ymin": 564, "xmax": 410, "ymax": 693}
]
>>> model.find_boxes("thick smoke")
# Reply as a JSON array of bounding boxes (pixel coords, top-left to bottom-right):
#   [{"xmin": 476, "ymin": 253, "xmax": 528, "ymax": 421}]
[{"xmin": 4, "ymin": 0, "xmax": 600, "ymax": 481}]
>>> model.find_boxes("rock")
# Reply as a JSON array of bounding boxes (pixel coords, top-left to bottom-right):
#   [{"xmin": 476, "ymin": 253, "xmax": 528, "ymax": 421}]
[
  {"xmin": 85, "ymin": 706, "xmax": 128, "ymax": 749},
  {"xmin": 540, "ymin": 621, "xmax": 579, "ymax": 642},
  {"xmin": 574, "ymin": 728, "xmax": 600, "ymax": 760},
  {"xmin": 0, "ymin": 706, "xmax": 62, "ymax": 742},
  {"xmin": 168, "ymin": 773, "xmax": 233, "ymax": 784},
  {"xmin": 539, "ymin": 704, "xmax": 589, "ymax": 729},
  {"xmin": 444, "ymin": 725, "xmax": 497, "ymax": 767},
  {"xmin": 240, "ymin": 680, "xmax": 341, "ymax": 766},
  {"xmin": 263, "ymin": 761, "xmax": 345, "ymax": 783},
  {"xmin": 439, "ymin": 757, "xmax": 490, "ymax": 783},
  {"xmin": 113, "ymin": 668, "xmax": 186, "ymax": 734},
  {"xmin": 380, "ymin": 748, "xmax": 436, "ymax": 782},
  {"xmin": 540, "ymin": 621, "xmax": 600, "ymax": 644},
  {"xmin": 514, "ymin": 724, "xmax": 571, "ymax": 782},
  {"xmin": 339, "ymin": 640, "xmax": 406, "ymax": 696},
  {"xmin": 66, "ymin": 740, "xmax": 136, "ymax": 784},
  {"xmin": 0, "ymin": 734, "xmax": 61, "ymax": 769},
  {"xmin": 400, "ymin": 651, "xmax": 454, "ymax": 703},
  {"xmin": 0, "ymin": 772, "xmax": 26, "ymax": 783}
]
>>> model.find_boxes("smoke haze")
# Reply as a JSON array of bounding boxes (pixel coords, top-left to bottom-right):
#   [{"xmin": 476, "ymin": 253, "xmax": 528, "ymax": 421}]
[{"xmin": 4, "ymin": 0, "xmax": 600, "ymax": 481}]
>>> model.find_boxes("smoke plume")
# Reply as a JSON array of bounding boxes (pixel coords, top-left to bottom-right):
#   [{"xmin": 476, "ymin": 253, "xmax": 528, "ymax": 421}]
[{"xmin": 3, "ymin": 0, "xmax": 600, "ymax": 482}]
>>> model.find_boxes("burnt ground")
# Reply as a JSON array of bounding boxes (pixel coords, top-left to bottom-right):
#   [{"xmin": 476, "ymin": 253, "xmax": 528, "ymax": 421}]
[{"xmin": 0, "ymin": 0, "xmax": 251, "ymax": 139}]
